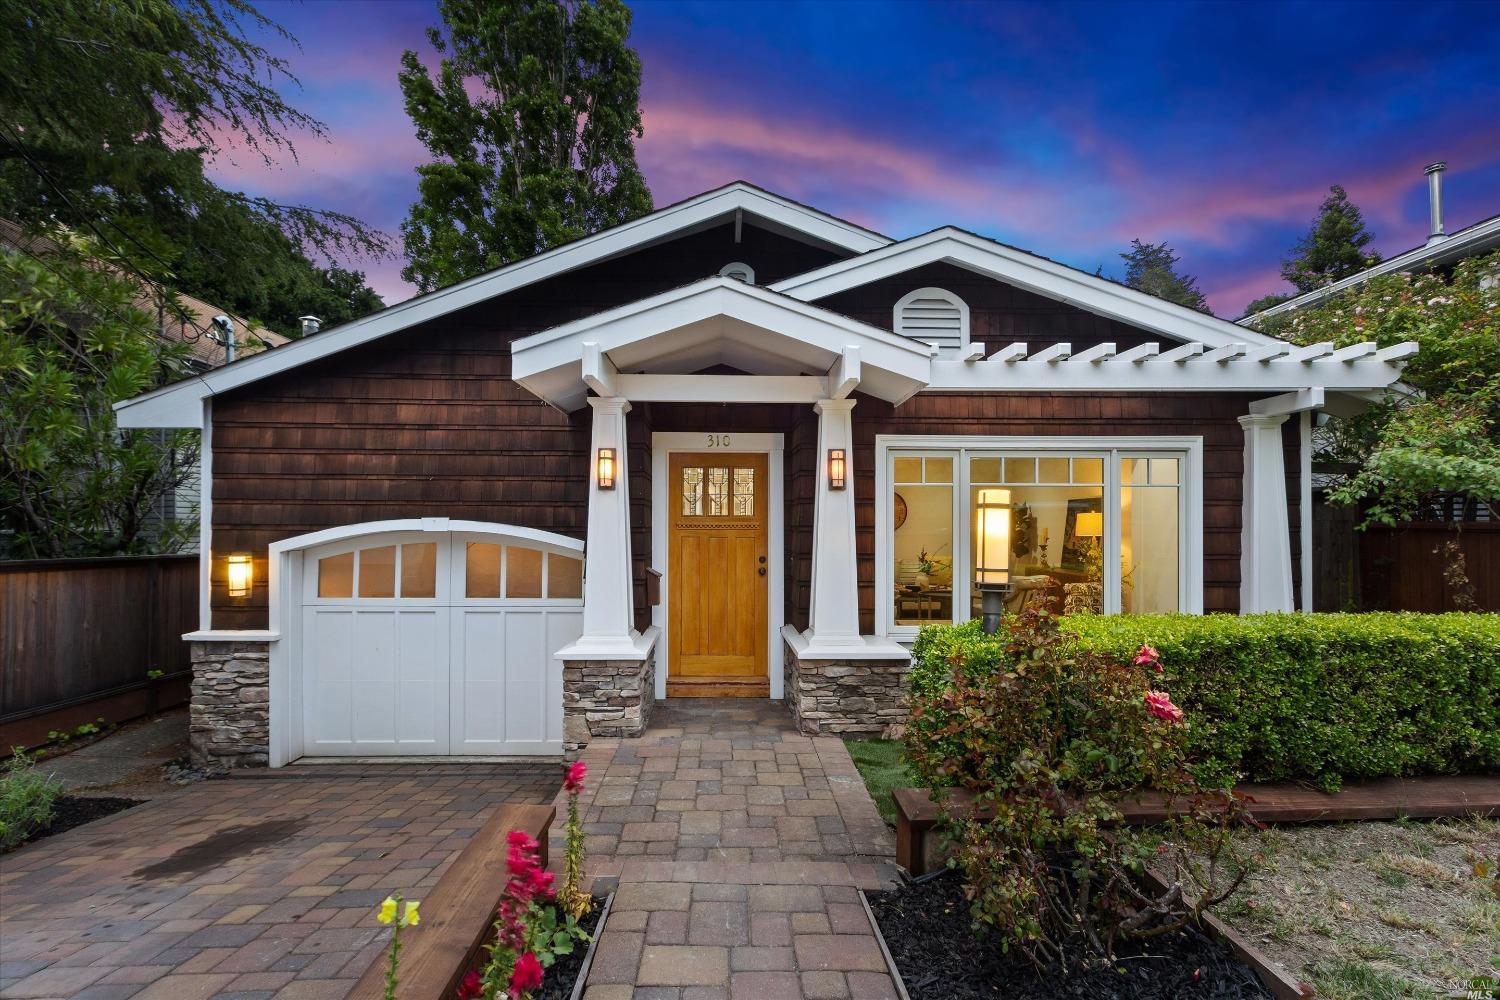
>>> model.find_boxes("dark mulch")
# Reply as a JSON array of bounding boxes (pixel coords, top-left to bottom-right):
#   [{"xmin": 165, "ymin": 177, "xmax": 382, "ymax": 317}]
[
  {"xmin": 867, "ymin": 872, "xmax": 1272, "ymax": 1000},
  {"xmin": 33, "ymin": 796, "xmax": 142, "ymax": 843},
  {"xmin": 529, "ymin": 894, "xmax": 607, "ymax": 1000}
]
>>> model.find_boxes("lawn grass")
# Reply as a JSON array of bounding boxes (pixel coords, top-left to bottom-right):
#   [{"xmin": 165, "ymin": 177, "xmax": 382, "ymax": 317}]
[{"xmin": 843, "ymin": 738, "xmax": 915, "ymax": 825}]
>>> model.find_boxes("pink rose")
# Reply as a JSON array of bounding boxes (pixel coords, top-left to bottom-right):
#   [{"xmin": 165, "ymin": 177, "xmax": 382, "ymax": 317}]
[
  {"xmin": 1133, "ymin": 645, "xmax": 1160, "ymax": 667},
  {"xmin": 1144, "ymin": 691, "xmax": 1184, "ymax": 722}
]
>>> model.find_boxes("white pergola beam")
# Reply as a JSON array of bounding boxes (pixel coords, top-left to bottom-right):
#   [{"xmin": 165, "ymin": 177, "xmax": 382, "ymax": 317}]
[
  {"xmin": 828, "ymin": 345, "xmax": 862, "ymax": 399},
  {"xmin": 1376, "ymin": 342, "xmax": 1420, "ymax": 362},
  {"xmin": 928, "ymin": 355, "xmax": 1408, "ymax": 391},
  {"xmin": 1319, "ymin": 341, "xmax": 1378, "ymax": 363},
  {"xmin": 1243, "ymin": 343, "xmax": 1292, "ymax": 363},
  {"xmin": 1249, "ymin": 387, "xmax": 1325, "ymax": 417},
  {"xmin": 1280, "ymin": 342, "xmax": 1334, "ymax": 362},
  {"xmin": 1032, "ymin": 342, "xmax": 1072, "ymax": 363},
  {"xmin": 1116, "ymin": 342, "xmax": 1160, "ymax": 363},
  {"xmin": 1159, "ymin": 342, "xmax": 1205, "ymax": 362},
  {"xmin": 960, "ymin": 342, "xmax": 986, "ymax": 361},
  {"xmin": 984, "ymin": 342, "xmax": 1029, "ymax": 363},
  {"xmin": 1073, "ymin": 342, "xmax": 1116, "ymax": 363},
  {"xmin": 1202, "ymin": 343, "xmax": 1248, "ymax": 364}
]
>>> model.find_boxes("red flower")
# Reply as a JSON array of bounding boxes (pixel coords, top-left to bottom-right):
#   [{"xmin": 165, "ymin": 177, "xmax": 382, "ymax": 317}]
[
  {"xmin": 1144, "ymin": 690, "xmax": 1184, "ymax": 722},
  {"xmin": 509, "ymin": 951, "xmax": 544, "ymax": 995},
  {"xmin": 1133, "ymin": 645, "xmax": 1161, "ymax": 669},
  {"xmin": 456, "ymin": 970, "xmax": 483, "ymax": 1000},
  {"xmin": 564, "ymin": 760, "xmax": 588, "ymax": 793}
]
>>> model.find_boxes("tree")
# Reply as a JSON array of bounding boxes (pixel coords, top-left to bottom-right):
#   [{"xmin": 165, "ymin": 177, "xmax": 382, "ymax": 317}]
[
  {"xmin": 1280, "ymin": 184, "xmax": 1380, "ymax": 293},
  {"xmin": 0, "ymin": 0, "xmax": 387, "ymax": 338},
  {"xmin": 1241, "ymin": 291, "xmax": 1292, "ymax": 317},
  {"xmin": 1255, "ymin": 251, "xmax": 1500, "ymax": 526},
  {"xmin": 0, "ymin": 231, "xmax": 199, "ymax": 557},
  {"xmin": 398, "ymin": 0, "xmax": 653, "ymax": 292},
  {"xmin": 1119, "ymin": 239, "xmax": 1211, "ymax": 313}
]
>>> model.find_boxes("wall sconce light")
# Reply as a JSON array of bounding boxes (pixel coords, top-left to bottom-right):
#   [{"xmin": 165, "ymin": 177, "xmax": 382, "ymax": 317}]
[
  {"xmin": 226, "ymin": 552, "xmax": 254, "ymax": 598},
  {"xmin": 827, "ymin": 448, "xmax": 847, "ymax": 491},
  {"xmin": 596, "ymin": 447, "xmax": 617, "ymax": 490}
]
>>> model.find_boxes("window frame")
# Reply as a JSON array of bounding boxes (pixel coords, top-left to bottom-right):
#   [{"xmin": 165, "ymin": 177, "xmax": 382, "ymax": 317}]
[{"xmin": 875, "ymin": 435, "xmax": 1203, "ymax": 640}]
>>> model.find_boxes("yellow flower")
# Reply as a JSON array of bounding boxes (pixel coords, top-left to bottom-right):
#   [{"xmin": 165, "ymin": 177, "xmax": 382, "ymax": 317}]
[
  {"xmin": 402, "ymin": 900, "xmax": 420, "ymax": 927},
  {"xmin": 377, "ymin": 896, "xmax": 398, "ymax": 925}
]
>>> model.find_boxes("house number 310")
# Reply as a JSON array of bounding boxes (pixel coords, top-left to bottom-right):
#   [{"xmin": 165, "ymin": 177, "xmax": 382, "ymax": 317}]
[{"xmin": 706, "ymin": 434, "xmax": 731, "ymax": 447}]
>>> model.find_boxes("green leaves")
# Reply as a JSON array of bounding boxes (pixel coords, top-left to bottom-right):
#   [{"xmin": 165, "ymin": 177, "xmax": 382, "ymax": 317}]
[{"xmin": 398, "ymin": 0, "xmax": 653, "ymax": 292}]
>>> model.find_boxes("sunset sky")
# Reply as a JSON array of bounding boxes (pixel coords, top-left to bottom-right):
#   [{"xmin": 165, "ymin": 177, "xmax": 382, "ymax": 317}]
[{"xmin": 216, "ymin": 0, "xmax": 1500, "ymax": 317}]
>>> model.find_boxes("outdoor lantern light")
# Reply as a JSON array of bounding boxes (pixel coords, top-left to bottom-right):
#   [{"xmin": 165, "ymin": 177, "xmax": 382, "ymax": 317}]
[
  {"xmin": 974, "ymin": 488, "xmax": 1012, "ymax": 634},
  {"xmin": 226, "ymin": 552, "xmax": 254, "ymax": 598},
  {"xmin": 596, "ymin": 447, "xmax": 617, "ymax": 490},
  {"xmin": 827, "ymin": 448, "xmax": 847, "ymax": 490}
]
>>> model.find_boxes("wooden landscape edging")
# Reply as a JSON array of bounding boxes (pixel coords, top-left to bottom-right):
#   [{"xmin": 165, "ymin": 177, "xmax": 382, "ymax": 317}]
[
  {"xmin": 893, "ymin": 775, "xmax": 1500, "ymax": 877},
  {"xmin": 347, "ymin": 802, "xmax": 554, "ymax": 1000}
]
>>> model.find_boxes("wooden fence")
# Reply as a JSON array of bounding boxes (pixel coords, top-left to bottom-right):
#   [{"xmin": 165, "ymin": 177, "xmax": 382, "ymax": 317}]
[
  {"xmin": 1358, "ymin": 522, "xmax": 1500, "ymax": 612},
  {"xmin": 1, "ymin": 554, "xmax": 197, "ymax": 744}
]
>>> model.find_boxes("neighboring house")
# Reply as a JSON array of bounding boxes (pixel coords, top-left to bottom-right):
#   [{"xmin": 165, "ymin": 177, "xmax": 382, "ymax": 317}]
[
  {"xmin": 1241, "ymin": 163, "xmax": 1500, "ymax": 324},
  {"xmin": 0, "ymin": 220, "xmax": 290, "ymax": 547},
  {"xmin": 114, "ymin": 183, "xmax": 1415, "ymax": 769}
]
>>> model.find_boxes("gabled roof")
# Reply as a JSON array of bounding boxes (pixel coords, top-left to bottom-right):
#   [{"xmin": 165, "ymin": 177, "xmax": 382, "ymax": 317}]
[
  {"xmin": 1240, "ymin": 212, "xmax": 1500, "ymax": 322},
  {"xmin": 512, "ymin": 275, "xmax": 932, "ymax": 410},
  {"xmin": 115, "ymin": 183, "xmax": 891, "ymax": 428},
  {"xmin": 770, "ymin": 226, "xmax": 1290, "ymax": 350}
]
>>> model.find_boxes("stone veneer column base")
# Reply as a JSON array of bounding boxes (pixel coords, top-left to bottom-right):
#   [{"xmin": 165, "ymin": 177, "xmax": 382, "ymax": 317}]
[
  {"xmin": 189, "ymin": 640, "xmax": 271, "ymax": 769},
  {"xmin": 562, "ymin": 655, "xmax": 656, "ymax": 753},
  {"xmin": 783, "ymin": 645, "xmax": 911, "ymax": 737}
]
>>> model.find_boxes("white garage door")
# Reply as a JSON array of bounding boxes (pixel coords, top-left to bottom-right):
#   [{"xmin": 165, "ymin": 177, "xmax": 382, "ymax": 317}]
[{"xmin": 299, "ymin": 529, "xmax": 583, "ymax": 756}]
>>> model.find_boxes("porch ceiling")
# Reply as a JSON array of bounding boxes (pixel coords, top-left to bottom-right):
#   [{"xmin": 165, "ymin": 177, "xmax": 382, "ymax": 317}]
[{"xmin": 511, "ymin": 276, "xmax": 934, "ymax": 411}]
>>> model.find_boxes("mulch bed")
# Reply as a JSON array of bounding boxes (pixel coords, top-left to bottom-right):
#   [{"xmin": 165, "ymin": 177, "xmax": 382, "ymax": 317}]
[
  {"xmin": 524, "ymin": 895, "xmax": 607, "ymax": 1000},
  {"xmin": 867, "ymin": 871, "xmax": 1273, "ymax": 1000},
  {"xmin": 31, "ymin": 796, "xmax": 143, "ymax": 844}
]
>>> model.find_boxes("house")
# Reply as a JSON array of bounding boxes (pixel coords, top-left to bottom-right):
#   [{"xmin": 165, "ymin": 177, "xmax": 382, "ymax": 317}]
[
  {"xmin": 114, "ymin": 183, "xmax": 1416, "ymax": 768},
  {"xmin": 1241, "ymin": 162, "xmax": 1500, "ymax": 323}
]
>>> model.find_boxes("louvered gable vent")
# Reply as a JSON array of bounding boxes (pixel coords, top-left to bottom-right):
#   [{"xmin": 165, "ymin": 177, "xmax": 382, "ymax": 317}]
[{"xmin": 895, "ymin": 287, "xmax": 969, "ymax": 355}]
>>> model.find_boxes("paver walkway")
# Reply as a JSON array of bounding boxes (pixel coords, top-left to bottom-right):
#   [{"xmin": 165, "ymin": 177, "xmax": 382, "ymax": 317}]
[
  {"xmin": 0, "ymin": 764, "xmax": 558, "ymax": 999},
  {"xmin": 555, "ymin": 700, "xmax": 902, "ymax": 1000}
]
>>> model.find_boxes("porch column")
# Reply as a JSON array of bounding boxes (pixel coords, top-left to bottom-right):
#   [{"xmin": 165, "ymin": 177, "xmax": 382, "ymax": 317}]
[
  {"xmin": 805, "ymin": 398, "xmax": 861, "ymax": 651},
  {"xmin": 1239, "ymin": 413, "xmax": 1294, "ymax": 613},
  {"xmin": 579, "ymin": 397, "xmax": 637, "ymax": 647}
]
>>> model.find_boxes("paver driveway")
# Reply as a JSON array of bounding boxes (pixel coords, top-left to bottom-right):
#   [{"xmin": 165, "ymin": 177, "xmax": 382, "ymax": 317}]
[
  {"xmin": 0, "ymin": 764, "xmax": 559, "ymax": 999},
  {"xmin": 561, "ymin": 700, "xmax": 903, "ymax": 1000}
]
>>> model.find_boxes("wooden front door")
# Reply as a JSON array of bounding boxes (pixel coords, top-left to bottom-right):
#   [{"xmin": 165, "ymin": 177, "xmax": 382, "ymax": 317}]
[{"xmin": 668, "ymin": 452, "xmax": 769, "ymax": 697}]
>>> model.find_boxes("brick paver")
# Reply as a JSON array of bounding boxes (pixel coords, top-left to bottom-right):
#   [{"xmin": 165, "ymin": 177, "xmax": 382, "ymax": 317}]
[
  {"xmin": 0, "ymin": 764, "xmax": 559, "ymax": 999},
  {"xmin": 560, "ymin": 700, "xmax": 901, "ymax": 1000}
]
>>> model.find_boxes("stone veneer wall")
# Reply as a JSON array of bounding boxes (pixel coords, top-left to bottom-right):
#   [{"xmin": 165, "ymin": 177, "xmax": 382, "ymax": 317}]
[
  {"xmin": 783, "ymin": 647, "xmax": 911, "ymax": 737},
  {"xmin": 189, "ymin": 640, "xmax": 271, "ymax": 769},
  {"xmin": 562, "ymin": 656, "xmax": 656, "ymax": 752}
]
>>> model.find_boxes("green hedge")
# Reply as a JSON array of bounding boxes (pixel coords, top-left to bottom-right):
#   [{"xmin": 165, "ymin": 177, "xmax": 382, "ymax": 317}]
[{"xmin": 910, "ymin": 614, "xmax": 1500, "ymax": 791}]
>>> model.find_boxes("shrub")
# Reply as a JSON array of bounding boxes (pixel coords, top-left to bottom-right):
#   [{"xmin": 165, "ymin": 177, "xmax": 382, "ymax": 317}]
[
  {"xmin": 909, "ymin": 613, "xmax": 1500, "ymax": 792},
  {"xmin": 905, "ymin": 611, "xmax": 1250, "ymax": 968},
  {"xmin": 0, "ymin": 748, "xmax": 60, "ymax": 850}
]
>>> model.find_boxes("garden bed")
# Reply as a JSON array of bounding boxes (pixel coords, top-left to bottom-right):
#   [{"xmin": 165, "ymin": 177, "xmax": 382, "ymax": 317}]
[
  {"xmin": 9, "ymin": 795, "xmax": 142, "ymax": 851},
  {"xmin": 868, "ymin": 870, "xmax": 1274, "ymax": 1000},
  {"xmin": 533, "ymin": 892, "xmax": 608, "ymax": 1000}
]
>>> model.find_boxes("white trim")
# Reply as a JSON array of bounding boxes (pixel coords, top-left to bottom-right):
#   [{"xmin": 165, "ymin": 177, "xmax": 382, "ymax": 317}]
[
  {"xmin": 874, "ymin": 434, "xmax": 1205, "ymax": 640},
  {"xmin": 781, "ymin": 625, "xmax": 909, "ymax": 661},
  {"xmin": 650, "ymin": 431, "xmax": 785, "ymax": 701},
  {"xmin": 1300, "ymin": 411, "xmax": 1314, "ymax": 613},
  {"xmin": 771, "ymin": 227, "xmax": 1293, "ymax": 350},
  {"xmin": 183, "ymin": 629, "xmax": 278, "ymax": 642},
  {"xmin": 198, "ymin": 397, "xmax": 212, "ymax": 630},
  {"xmin": 266, "ymin": 518, "xmax": 587, "ymax": 766},
  {"xmin": 115, "ymin": 183, "xmax": 890, "ymax": 429},
  {"xmin": 512, "ymin": 276, "xmax": 933, "ymax": 411}
]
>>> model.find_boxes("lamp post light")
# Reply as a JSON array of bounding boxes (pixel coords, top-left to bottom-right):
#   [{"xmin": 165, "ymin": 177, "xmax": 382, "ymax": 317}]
[{"xmin": 975, "ymin": 488, "xmax": 1012, "ymax": 634}]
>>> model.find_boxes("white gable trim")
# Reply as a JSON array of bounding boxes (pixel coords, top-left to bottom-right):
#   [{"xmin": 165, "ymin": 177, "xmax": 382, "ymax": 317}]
[
  {"xmin": 114, "ymin": 183, "xmax": 891, "ymax": 429},
  {"xmin": 770, "ymin": 227, "xmax": 1290, "ymax": 351},
  {"xmin": 512, "ymin": 276, "xmax": 933, "ymax": 411}
]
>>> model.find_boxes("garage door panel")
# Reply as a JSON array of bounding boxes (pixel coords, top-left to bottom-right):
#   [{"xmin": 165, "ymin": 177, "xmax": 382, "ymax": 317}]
[
  {"xmin": 397, "ymin": 610, "xmax": 448, "ymax": 751},
  {"xmin": 503, "ymin": 612, "xmax": 547, "ymax": 745},
  {"xmin": 305, "ymin": 608, "xmax": 356, "ymax": 748},
  {"xmin": 545, "ymin": 611, "xmax": 582, "ymax": 745},
  {"xmin": 455, "ymin": 610, "xmax": 505, "ymax": 748},
  {"xmin": 352, "ymin": 611, "xmax": 397, "ymax": 746}
]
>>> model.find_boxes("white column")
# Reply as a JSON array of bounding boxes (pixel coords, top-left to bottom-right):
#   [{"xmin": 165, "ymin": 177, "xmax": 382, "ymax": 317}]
[
  {"xmin": 573, "ymin": 397, "xmax": 641, "ymax": 654},
  {"xmin": 1239, "ymin": 413, "xmax": 1294, "ymax": 613},
  {"xmin": 804, "ymin": 398, "xmax": 862, "ymax": 652},
  {"xmin": 1299, "ymin": 411, "xmax": 1314, "ymax": 612}
]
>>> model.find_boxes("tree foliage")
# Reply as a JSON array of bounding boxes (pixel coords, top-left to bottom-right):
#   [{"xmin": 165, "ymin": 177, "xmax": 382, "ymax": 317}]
[
  {"xmin": 398, "ymin": 0, "xmax": 653, "ymax": 292},
  {"xmin": 1280, "ymin": 184, "xmax": 1380, "ymax": 293},
  {"xmin": 1240, "ymin": 291, "xmax": 1291, "ymax": 317},
  {"xmin": 0, "ymin": 0, "xmax": 386, "ymax": 338},
  {"xmin": 1251, "ymin": 251, "xmax": 1500, "ymax": 524},
  {"xmin": 0, "ymin": 231, "xmax": 199, "ymax": 557},
  {"xmin": 1119, "ymin": 238, "xmax": 1210, "ymax": 313}
]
